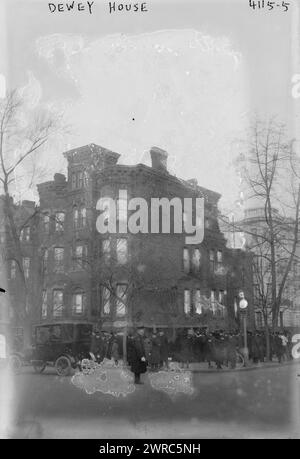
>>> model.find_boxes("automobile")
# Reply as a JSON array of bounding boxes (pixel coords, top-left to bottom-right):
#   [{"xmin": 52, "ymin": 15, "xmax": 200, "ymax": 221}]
[{"xmin": 8, "ymin": 321, "xmax": 94, "ymax": 376}]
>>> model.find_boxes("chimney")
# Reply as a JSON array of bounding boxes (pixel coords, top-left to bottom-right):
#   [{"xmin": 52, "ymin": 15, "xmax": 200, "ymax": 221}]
[
  {"xmin": 150, "ymin": 146, "xmax": 168, "ymax": 173},
  {"xmin": 187, "ymin": 178, "xmax": 198, "ymax": 189},
  {"xmin": 54, "ymin": 173, "xmax": 66, "ymax": 184}
]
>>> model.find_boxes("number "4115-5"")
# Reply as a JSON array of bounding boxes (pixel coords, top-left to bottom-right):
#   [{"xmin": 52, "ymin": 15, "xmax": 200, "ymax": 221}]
[{"xmin": 249, "ymin": 0, "xmax": 290, "ymax": 11}]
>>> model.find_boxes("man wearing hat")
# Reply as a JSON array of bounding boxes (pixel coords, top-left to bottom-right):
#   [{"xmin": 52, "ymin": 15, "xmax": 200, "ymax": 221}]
[
  {"xmin": 127, "ymin": 326, "xmax": 147, "ymax": 384},
  {"xmin": 90, "ymin": 324, "xmax": 106, "ymax": 363}
]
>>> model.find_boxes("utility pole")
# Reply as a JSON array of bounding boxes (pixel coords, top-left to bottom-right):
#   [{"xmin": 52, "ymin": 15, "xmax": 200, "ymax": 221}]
[{"xmin": 239, "ymin": 291, "xmax": 249, "ymax": 366}]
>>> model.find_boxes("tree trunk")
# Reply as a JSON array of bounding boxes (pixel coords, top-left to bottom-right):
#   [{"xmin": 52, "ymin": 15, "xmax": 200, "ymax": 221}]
[
  {"xmin": 272, "ymin": 303, "xmax": 279, "ymax": 331},
  {"xmin": 265, "ymin": 323, "xmax": 271, "ymax": 361}
]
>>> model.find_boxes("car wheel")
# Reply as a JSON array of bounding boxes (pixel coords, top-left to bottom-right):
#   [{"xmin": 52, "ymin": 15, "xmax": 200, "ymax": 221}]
[
  {"xmin": 236, "ymin": 351, "xmax": 245, "ymax": 369},
  {"xmin": 55, "ymin": 356, "xmax": 71, "ymax": 376},
  {"xmin": 8, "ymin": 355, "xmax": 23, "ymax": 374},
  {"xmin": 33, "ymin": 362, "xmax": 46, "ymax": 374}
]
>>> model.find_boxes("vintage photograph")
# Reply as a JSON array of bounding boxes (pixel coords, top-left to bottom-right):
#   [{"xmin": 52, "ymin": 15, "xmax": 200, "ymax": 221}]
[{"xmin": 0, "ymin": 0, "xmax": 299, "ymax": 440}]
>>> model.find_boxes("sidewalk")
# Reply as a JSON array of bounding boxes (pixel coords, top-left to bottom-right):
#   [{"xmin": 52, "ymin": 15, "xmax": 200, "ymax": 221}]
[{"xmin": 184, "ymin": 359, "xmax": 299, "ymax": 373}]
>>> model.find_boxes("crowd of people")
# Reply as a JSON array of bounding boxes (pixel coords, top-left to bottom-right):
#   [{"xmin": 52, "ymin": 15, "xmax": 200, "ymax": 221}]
[{"xmin": 89, "ymin": 325, "xmax": 296, "ymax": 384}]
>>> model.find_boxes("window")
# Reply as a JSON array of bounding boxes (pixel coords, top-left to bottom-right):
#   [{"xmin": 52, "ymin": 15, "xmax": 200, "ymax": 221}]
[
  {"xmin": 72, "ymin": 173, "xmax": 76, "ymax": 190},
  {"xmin": 72, "ymin": 292, "xmax": 86, "ymax": 315},
  {"xmin": 117, "ymin": 195, "xmax": 127, "ymax": 222},
  {"xmin": 74, "ymin": 206, "xmax": 86, "ymax": 229},
  {"xmin": 78, "ymin": 171, "xmax": 84, "ymax": 188},
  {"xmin": 184, "ymin": 289, "xmax": 191, "ymax": 315},
  {"xmin": 80, "ymin": 207, "xmax": 86, "ymax": 227},
  {"xmin": 101, "ymin": 197, "xmax": 113, "ymax": 226},
  {"xmin": 20, "ymin": 227, "xmax": 30, "ymax": 242},
  {"xmin": 102, "ymin": 239, "xmax": 111, "ymax": 263},
  {"xmin": 255, "ymin": 311, "xmax": 263, "ymax": 329},
  {"xmin": 254, "ymin": 284, "xmax": 260, "ymax": 301},
  {"xmin": 116, "ymin": 284, "xmax": 127, "ymax": 316},
  {"xmin": 216, "ymin": 250, "xmax": 223, "ymax": 270},
  {"xmin": 23, "ymin": 257, "xmax": 30, "ymax": 279},
  {"xmin": 192, "ymin": 248, "xmax": 201, "ymax": 272},
  {"xmin": 209, "ymin": 250, "xmax": 215, "ymax": 271},
  {"xmin": 293, "ymin": 262, "xmax": 300, "ymax": 276},
  {"xmin": 55, "ymin": 212, "xmax": 65, "ymax": 232},
  {"xmin": 54, "ymin": 248, "xmax": 64, "ymax": 272},
  {"xmin": 25, "ymin": 227, "xmax": 30, "ymax": 241},
  {"xmin": 102, "ymin": 286, "xmax": 111, "ymax": 315},
  {"xmin": 210, "ymin": 290, "xmax": 216, "ymax": 314},
  {"xmin": 43, "ymin": 214, "xmax": 50, "ymax": 233},
  {"xmin": 73, "ymin": 244, "xmax": 87, "ymax": 270},
  {"xmin": 53, "ymin": 289, "xmax": 63, "ymax": 317},
  {"xmin": 194, "ymin": 289, "xmax": 202, "ymax": 315},
  {"xmin": 218, "ymin": 290, "xmax": 225, "ymax": 305},
  {"xmin": 10, "ymin": 260, "xmax": 17, "ymax": 279},
  {"xmin": 43, "ymin": 249, "xmax": 48, "ymax": 272},
  {"xmin": 116, "ymin": 238, "xmax": 128, "ymax": 265},
  {"xmin": 280, "ymin": 311, "xmax": 284, "ymax": 328},
  {"xmin": 71, "ymin": 171, "xmax": 85, "ymax": 190},
  {"xmin": 73, "ymin": 207, "xmax": 79, "ymax": 229},
  {"xmin": 183, "ymin": 248, "xmax": 190, "ymax": 273},
  {"xmin": 42, "ymin": 290, "xmax": 47, "ymax": 319}
]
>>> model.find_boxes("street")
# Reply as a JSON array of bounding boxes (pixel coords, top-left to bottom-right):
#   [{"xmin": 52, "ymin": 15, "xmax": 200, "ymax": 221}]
[{"xmin": 1, "ymin": 362, "xmax": 299, "ymax": 439}]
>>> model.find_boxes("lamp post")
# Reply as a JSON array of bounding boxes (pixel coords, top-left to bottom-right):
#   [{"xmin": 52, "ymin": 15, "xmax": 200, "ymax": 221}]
[
  {"xmin": 239, "ymin": 291, "xmax": 249, "ymax": 366},
  {"xmin": 0, "ymin": 288, "xmax": 7, "ymax": 361}
]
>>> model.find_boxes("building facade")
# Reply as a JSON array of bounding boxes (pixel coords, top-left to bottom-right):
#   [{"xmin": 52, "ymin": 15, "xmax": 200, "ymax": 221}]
[
  {"xmin": 2, "ymin": 144, "xmax": 254, "ymax": 339},
  {"xmin": 236, "ymin": 207, "xmax": 300, "ymax": 330}
]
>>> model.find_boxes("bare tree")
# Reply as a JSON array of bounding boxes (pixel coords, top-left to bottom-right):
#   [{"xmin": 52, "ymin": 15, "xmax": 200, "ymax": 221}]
[
  {"xmin": 0, "ymin": 89, "xmax": 64, "ymax": 343},
  {"xmin": 224, "ymin": 119, "xmax": 300, "ymax": 337}
]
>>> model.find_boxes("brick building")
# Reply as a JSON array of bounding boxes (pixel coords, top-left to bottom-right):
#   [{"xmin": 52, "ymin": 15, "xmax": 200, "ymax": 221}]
[{"xmin": 2, "ymin": 143, "xmax": 254, "ymax": 338}]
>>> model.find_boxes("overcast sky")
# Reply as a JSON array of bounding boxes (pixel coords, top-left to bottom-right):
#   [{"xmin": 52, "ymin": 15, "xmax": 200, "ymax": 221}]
[{"xmin": 0, "ymin": 0, "xmax": 297, "ymax": 213}]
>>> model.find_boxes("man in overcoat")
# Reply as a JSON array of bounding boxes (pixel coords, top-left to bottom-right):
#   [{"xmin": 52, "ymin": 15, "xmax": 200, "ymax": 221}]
[
  {"xmin": 158, "ymin": 329, "xmax": 169, "ymax": 369},
  {"xmin": 127, "ymin": 326, "xmax": 147, "ymax": 384}
]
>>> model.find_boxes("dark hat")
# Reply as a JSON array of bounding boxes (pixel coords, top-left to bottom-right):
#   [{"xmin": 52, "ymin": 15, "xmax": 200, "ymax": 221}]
[{"xmin": 137, "ymin": 325, "xmax": 145, "ymax": 330}]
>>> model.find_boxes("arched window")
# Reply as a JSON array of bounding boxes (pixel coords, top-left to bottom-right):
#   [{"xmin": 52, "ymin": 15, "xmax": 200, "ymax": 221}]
[
  {"xmin": 72, "ymin": 290, "xmax": 86, "ymax": 315},
  {"xmin": 53, "ymin": 289, "xmax": 63, "ymax": 317}
]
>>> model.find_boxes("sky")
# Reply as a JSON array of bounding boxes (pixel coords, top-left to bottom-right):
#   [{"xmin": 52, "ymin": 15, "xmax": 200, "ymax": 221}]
[{"xmin": 0, "ymin": 0, "xmax": 297, "ymax": 212}]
